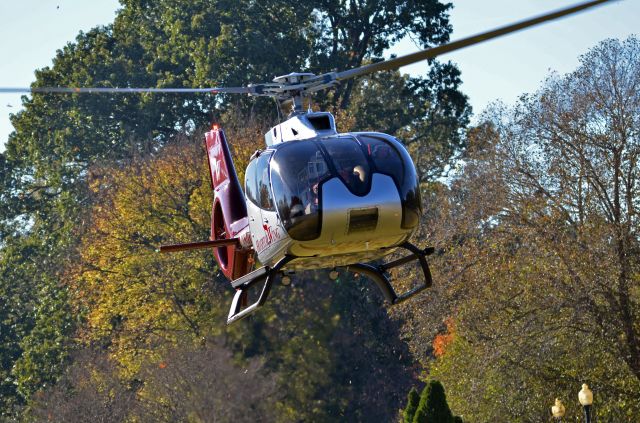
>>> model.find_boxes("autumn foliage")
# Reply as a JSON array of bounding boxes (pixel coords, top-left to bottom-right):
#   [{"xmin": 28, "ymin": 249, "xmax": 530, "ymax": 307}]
[
  {"xmin": 432, "ymin": 318, "xmax": 455, "ymax": 358},
  {"xmin": 0, "ymin": 0, "xmax": 638, "ymax": 419},
  {"xmin": 420, "ymin": 37, "xmax": 640, "ymax": 421},
  {"xmin": 43, "ymin": 123, "xmax": 418, "ymax": 421}
]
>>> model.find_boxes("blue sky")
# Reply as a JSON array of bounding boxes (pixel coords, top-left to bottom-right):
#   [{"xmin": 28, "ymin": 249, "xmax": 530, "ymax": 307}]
[{"xmin": 1, "ymin": 0, "xmax": 638, "ymax": 151}]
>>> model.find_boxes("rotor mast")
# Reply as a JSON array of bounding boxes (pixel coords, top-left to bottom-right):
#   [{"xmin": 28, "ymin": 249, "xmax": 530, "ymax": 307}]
[{"xmin": 268, "ymin": 73, "xmax": 328, "ymax": 116}]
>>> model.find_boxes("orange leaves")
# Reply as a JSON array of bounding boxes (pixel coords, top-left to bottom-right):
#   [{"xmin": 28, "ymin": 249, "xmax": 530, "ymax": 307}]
[{"xmin": 432, "ymin": 318, "xmax": 456, "ymax": 358}]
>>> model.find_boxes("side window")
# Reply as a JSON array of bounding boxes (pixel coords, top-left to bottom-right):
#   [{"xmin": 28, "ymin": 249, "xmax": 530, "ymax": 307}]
[
  {"xmin": 255, "ymin": 153, "xmax": 275, "ymax": 211},
  {"xmin": 245, "ymin": 158, "xmax": 258, "ymax": 205},
  {"xmin": 270, "ymin": 141, "xmax": 329, "ymax": 241}
]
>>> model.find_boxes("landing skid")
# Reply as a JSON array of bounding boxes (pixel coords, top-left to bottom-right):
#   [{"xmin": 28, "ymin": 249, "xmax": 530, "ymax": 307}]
[
  {"xmin": 346, "ymin": 242, "xmax": 434, "ymax": 304},
  {"xmin": 226, "ymin": 242, "xmax": 434, "ymax": 324},
  {"xmin": 227, "ymin": 255, "xmax": 294, "ymax": 324}
]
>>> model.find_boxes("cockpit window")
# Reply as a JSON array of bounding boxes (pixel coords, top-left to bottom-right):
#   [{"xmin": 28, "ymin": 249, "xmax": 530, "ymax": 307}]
[
  {"xmin": 245, "ymin": 159, "xmax": 258, "ymax": 206},
  {"xmin": 358, "ymin": 136, "xmax": 404, "ymax": 187},
  {"xmin": 357, "ymin": 134, "xmax": 421, "ymax": 229},
  {"xmin": 271, "ymin": 141, "xmax": 329, "ymax": 241},
  {"xmin": 321, "ymin": 137, "xmax": 370, "ymax": 196}
]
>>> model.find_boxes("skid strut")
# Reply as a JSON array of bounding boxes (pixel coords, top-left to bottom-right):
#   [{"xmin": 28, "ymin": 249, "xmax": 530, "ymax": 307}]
[
  {"xmin": 227, "ymin": 255, "xmax": 294, "ymax": 324},
  {"xmin": 225, "ymin": 242, "xmax": 433, "ymax": 324},
  {"xmin": 348, "ymin": 242, "xmax": 434, "ymax": 305}
]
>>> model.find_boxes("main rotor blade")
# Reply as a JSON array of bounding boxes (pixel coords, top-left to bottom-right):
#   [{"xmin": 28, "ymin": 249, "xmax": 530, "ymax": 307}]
[
  {"xmin": 0, "ymin": 0, "xmax": 614, "ymax": 99},
  {"xmin": 0, "ymin": 88, "xmax": 34, "ymax": 93},
  {"xmin": 336, "ymin": 0, "xmax": 614, "ymax": 82},
  {"xmin": 0, "ymin": 86, "xmax": 253, "ymax": 94}
]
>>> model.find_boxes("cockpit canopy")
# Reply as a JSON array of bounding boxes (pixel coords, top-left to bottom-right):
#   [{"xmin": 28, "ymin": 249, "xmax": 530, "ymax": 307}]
[{"xmin": 245, "ymin": 134, "xmax": 421, "ymax": 241}]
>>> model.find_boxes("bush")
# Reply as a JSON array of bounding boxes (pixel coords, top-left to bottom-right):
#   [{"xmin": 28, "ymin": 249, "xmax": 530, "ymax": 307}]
[
  {"xmin": 403, "ymin": 387, "xmax": 420, "ymax": 422},
  {"xmin": 402, "ymin": 380, "xmax": 463, "ymax": 423}
]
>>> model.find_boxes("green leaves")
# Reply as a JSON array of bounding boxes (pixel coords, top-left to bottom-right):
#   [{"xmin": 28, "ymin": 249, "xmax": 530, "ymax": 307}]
[
  {"xmin": 12, "ymin": 280, "xmax": 73, "ymax": 399},
  {"xmin": 403, "ymin": 387, "xmax": 420, "ymax": 423},
  {"xmin": 403, "ymin": 380, "xmax": 460, "ymax": 423}
]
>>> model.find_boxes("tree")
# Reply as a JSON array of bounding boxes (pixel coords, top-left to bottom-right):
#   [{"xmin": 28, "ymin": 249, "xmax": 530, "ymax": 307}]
[
  {"xmin": 1, "ymin": 0, "xmax": 468, "ymax": 416},
  {"xmin": 344, "ymin": 63, "xmax": 470, "ymax": 180},
  {"xmin": 72, "ymin": 125, "xmax": 419, "ymax": 421},
  {"xmin": 511, "ymin": 37, "xmax": 640, "ymax": 382},
  {"xmin": 0, "ymin": 1, "xmax": 315, "ymax": 412},
  {"xmin": 0, "ymin": 233, "xmax": 78, "ymax": 416},
  {"xmin": 425, "ymin": 37, "xmax": 640, "ymax": 421},
  {"xmin": 27, "ymin": 349, "xmax": 137, "ymax": 423},
  {"xmin": 403, "ymin": 387, "xmax": 420, "ymax": 423},
  {"xmin": 309, "ymin": 0, "xmax": 471, "ymax": 180},
  {"xmin": 309, "ymin": 0, "xmax": 453, "ymax": 108},
  {"xmin": 411, "ymin": 380, "xmax": 454, "ymax": 423},
  {"xmin": 135, "ymin": 338, "xmax": 278, "ymax": 422},
  {"xmin": 74, "ymin": 131, "xmax": 239, "ymax": 374},
  {"xmin": 4, "ymin": 0, "xmax": 317, "ymax": 234}
]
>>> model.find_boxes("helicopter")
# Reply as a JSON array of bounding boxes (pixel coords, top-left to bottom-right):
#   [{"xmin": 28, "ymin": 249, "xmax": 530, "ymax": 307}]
[
  {"xmin": 162, "ymin": 85, "xmax": 432, "ymax": 324},
  {"xmin": 2, "ymin": 0, "xmax": 613, "ymax": 324}
]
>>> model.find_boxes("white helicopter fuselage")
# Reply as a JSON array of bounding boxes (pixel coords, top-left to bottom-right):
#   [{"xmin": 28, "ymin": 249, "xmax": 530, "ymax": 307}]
[{"xmin": 243, "ymin": 112, "xmax": 421, "ymax": 271}]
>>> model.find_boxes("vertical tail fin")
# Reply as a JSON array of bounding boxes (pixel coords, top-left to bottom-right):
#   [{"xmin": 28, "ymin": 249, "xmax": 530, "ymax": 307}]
[{"xmin": 205, "ymin": 127, "xmax": 252, "ymax": 280}]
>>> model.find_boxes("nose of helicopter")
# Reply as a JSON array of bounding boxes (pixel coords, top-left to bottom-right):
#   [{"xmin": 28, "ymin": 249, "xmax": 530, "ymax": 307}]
[
  {"xmin": 287, "ymin": 173, "xmax": 408, "ymax": 259},
  {"xmin": 268, "ymin": 133, "xmax": 421, "ymax": 253}
]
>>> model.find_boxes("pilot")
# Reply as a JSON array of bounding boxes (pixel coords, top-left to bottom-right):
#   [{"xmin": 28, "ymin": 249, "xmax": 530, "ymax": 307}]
[
  {"xmin": 373, "ymin": 144, "xmax": 391, "ymax": 160},
  {"xmin": 305, "ymin": 183, "xmax": 319, "ymax": 214},
  {"xmin": 337, "ymin": 162, "xmax": 366, "ymax": 185},
  {"xmin": 352, "ymin": 165, "xmax": 366, "ymax": 182}
]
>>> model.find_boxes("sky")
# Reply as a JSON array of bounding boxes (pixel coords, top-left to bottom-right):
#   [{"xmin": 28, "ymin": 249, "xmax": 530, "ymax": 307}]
[{"xmin": 0, "ymin": 0, "xmax": 638, "ymax": 151}]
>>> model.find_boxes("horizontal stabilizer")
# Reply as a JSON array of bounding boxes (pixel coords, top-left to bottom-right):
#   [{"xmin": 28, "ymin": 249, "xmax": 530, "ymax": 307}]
[{"xmin": 158, "ymin": 238, "xmax": 239, "ymax": 253}]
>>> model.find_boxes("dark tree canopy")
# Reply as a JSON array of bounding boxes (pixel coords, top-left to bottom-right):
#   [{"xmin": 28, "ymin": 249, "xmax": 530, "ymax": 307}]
[{"xmin": 310, "ymin": 0, "xmax": 453, "ymax": 108}]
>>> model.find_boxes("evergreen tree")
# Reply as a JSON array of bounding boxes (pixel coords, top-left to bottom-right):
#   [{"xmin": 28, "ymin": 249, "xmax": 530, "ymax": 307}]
[
  {"xmin": 403, "ymin": 387, "xmax": 420, "ymax": 423},
  {"xmin": 413, "ymin": 380, "xmax": 453, "ymax": 423}
]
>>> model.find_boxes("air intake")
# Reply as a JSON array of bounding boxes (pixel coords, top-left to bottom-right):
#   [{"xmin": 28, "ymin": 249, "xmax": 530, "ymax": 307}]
[
  {"xmin": 308, "ymin": 115, "xmax": 332, "ymax": 130},
  {"xmin": 347, "ymin": 207, "xmax": 378, "ymax": 234}
]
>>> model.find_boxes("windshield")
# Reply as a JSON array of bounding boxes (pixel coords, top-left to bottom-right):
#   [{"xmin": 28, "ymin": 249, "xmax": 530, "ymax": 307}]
[
  {"xmin": 356, "ymin": 134, "xmax": 420, "ymax": 229},
  {"xmin": 321, "ymin": 137, "xmax": 371, "ymax": 196},
  {"xmin": 270, "ymin": 134, "xmax": 421, "ymax": 240}
]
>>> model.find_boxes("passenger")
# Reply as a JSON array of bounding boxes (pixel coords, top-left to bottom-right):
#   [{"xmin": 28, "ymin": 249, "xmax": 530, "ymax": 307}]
[{"xmin": 290, "ymin": 196, "xmax": 304, "ymax": 217}]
